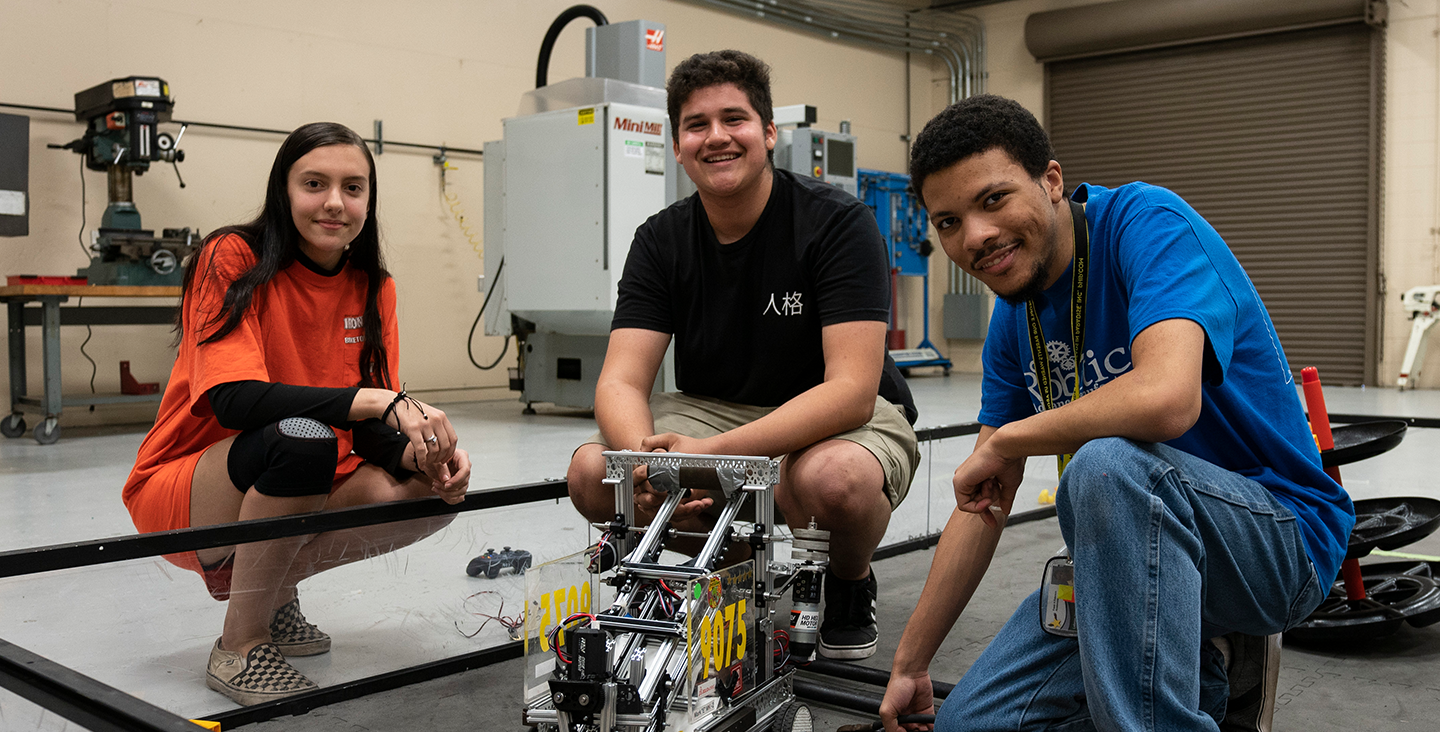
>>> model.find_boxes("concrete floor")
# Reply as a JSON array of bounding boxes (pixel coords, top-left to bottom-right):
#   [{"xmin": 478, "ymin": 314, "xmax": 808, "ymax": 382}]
[
  {"xmin": 246, "ymin": 520, "xmax": 1440, "ymax": 732},
  {"xmin": 2, "ymin": 374, "xmax": 1440, "ymax": 730}
]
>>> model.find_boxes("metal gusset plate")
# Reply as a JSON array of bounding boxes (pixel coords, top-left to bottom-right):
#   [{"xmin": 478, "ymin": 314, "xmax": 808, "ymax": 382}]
[
  {"xmin": 1285, "ymin": 562, "xmax": 1440, "ymax": 643},
  {"xmin": 1322, "ymin": 420, "xmax": 1408, "ymax": 468},
  {"xmin": 602, "ymin": 451, "xmax": 781, "ymax": 489},
  {"xmin": 1346, "ymin": 497, "xmax": 1440, "ymax": 559}
]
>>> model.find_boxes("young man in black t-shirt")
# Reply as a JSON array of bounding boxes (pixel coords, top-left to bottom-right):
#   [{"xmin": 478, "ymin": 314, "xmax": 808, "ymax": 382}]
[{"xmin": 566, "ymin": 50, "xmax": 920, "ymax": 660}]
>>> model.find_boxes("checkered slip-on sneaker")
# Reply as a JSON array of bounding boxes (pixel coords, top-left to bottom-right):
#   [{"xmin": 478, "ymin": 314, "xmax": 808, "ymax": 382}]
[
  {"xmin": 269, "ymin": 598, "xmax": 331, "ymax": 656},
  {"xmin": 205, "ymin": 639, "xmax": 318, "ymax": 706}
]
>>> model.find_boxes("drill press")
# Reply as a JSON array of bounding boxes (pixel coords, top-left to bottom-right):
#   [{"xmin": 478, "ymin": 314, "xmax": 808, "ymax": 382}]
[{"xmin": 55, "ymin": 77, "xmax": 196, "ymax": 286}]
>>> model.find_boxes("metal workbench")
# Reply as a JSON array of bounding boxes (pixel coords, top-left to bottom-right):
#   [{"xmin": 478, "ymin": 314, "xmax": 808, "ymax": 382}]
[{"xmin": 1, "ymin": 283, "xmax": 178, "ymax": 443}]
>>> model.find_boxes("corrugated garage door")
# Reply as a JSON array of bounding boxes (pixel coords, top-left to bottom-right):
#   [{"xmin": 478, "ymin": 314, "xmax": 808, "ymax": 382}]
[{"xmin": 1046, "ymin": 23, "xmax": 1380, "ymax": 384}]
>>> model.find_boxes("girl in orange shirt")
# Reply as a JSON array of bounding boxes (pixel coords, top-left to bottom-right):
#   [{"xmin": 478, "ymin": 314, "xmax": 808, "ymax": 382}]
[{"xmin": 123, "ymin": 122, "xmax": 471, "ymax": 706}]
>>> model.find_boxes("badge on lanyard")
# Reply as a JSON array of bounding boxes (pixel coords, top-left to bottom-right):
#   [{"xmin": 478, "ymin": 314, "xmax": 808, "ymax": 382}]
[
  {"xmin": 1031, "ymin": 201, "xmax": 1088, "ymax": 637},
  {"xmin": 1025, "ymin": 199, "xmax": 1090, "ymax": 479},
  {"xmin": 1040, "ymin": 550, "xmax": 1078, "ymax": 637}
]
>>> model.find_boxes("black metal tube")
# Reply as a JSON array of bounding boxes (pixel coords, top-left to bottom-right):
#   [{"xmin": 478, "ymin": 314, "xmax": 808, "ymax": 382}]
[
  {"xmin": 0, "ymin": 102, "xmax": 72, "ymax": 114},
  {"xmin": 0, "ymin": 102, "xmax": 485, "ymax": 156},
  {"xmin": 800, "ymin": 658, "xmax": 954, "ymax": 699},
  {"xmin": 0, "ymin": 479, "xmax": 568, "ymax": 579},
  {"xmin": 0, "ymin": 639, "xmax": 201, "ymax": 732},
  {"xmin": 536, "ymin": 4, "xmax": 609, "ymax": 89},
  {"xmin": 794, "ymin": 676, "xmax": 883, "ymax": 715},
  {"xmin": 200, "ymin": 639, "xmax": 524, "ymax": 728}
]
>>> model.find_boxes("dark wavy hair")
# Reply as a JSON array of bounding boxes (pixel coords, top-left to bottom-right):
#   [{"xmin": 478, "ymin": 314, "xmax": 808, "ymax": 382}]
[
  {"xmin": 180, "ymin": 122, "xmax": 393, "ymax": 388},
  {"xmin": 909, "ymin": 95, "xmax": 1056, "ymax": 208},
  {"xmin": 667, "ymin": 49, "xmax": 775, "ymax": 163}
]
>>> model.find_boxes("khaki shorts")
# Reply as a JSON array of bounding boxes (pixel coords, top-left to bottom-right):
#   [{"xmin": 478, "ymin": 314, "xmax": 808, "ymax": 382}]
[{"xmin": 583, "ymin": 391, "xmax": 920, "ymax": 510}]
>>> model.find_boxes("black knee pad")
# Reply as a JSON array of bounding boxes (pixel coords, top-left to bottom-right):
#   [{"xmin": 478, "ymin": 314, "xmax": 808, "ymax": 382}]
[{"xmin": 227, "ymin": 418, "xmax": 338, "ymax": 497}]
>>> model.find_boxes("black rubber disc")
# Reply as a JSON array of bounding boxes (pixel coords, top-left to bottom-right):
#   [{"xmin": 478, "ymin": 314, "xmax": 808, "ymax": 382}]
[
  {"xmin": 1322, "ymin": 420, "xmax": 1407, "ymax": 468},
  {"xmin": 1347, "ymin": 497, "xmax": 1440, "ymax": 559},
  {"xmin": 1360, "ymin": 560, "xmax": 1440, "ymax": 627},
  {"xmin": 1285, "ymin": 563, "xmax": 1440, "ymax": 643}
]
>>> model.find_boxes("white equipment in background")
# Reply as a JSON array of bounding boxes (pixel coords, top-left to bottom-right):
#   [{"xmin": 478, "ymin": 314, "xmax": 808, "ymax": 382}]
[
  {"xmin": 484, "ymin": 19, "xmax": 683, "ymax": 412},
  {"xmin": 772, "ymin": 104, "xmax": 858, "ymax": 198},
  {"xmin": 1397, "ymin": 285, "xmax": 1440, "ymax": 389}
]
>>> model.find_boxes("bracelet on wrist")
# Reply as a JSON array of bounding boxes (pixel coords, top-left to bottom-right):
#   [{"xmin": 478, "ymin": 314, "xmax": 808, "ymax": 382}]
[{"xmin": 380, "ymin": 384, "xmax": 427, "ymax": 429}]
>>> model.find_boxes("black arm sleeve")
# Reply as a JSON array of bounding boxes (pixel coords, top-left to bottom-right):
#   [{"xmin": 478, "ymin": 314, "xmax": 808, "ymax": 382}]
[
  {"xmin": 351, "ymin": 420, "xmax": 415, "ymax": 481},
  {"xmin": 207, "ymin": 380, "xmax": 359, "ymax": 432}
]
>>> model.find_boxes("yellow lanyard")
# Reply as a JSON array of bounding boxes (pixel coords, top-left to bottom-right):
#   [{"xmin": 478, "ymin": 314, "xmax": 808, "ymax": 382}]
[{"xmin": 1024, "ymin": 199, "xmax": 1090, "ymax": 478}]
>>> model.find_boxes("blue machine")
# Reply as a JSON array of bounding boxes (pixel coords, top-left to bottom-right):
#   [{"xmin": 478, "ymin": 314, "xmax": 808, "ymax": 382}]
[{"xmin": 858, "ymin": 168, "xmax": 951, "ymax": 373}]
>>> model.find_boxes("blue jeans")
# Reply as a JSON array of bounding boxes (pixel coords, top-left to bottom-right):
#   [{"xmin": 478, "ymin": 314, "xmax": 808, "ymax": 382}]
[{"xmin": 936, "ymin": 438, "xmax": 1325, "ymax": 732}]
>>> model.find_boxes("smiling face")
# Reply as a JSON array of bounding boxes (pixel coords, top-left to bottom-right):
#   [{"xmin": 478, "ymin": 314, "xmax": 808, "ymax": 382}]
[
  {"xmin": 922, "ymin": 148, "xmax": 1071, "ymax": 304},
  {"xmin": 674, "ymin": 82, "xmax": 776, "ymax": 201},
  {"xmin": 286, "ymin": 144, "xmax": 371, "ymax": 269}
]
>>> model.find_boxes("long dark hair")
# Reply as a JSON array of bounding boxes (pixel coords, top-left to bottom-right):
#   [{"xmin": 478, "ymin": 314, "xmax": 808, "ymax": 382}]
[{"xmin": 180, "ymin": 122, "xmax": 393, "ymax": 388}]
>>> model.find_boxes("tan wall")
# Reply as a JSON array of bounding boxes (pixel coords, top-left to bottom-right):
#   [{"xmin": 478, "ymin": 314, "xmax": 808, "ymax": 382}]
[
  {"xmin": 1, "ymin": 0, "xmax": 922, "ymax": 427},
  {"xmin": 923, "ymin": 0, "xmax": 1107, "ymax": 371},
  {"xmin": 1383, "ymin": 0, "xmax": 1440, "ymax": 388}
]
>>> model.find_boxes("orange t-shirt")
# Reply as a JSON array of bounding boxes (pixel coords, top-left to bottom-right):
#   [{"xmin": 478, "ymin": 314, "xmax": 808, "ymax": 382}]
[{"xmin": 122, "ymin": 233, "xmax": 400, "ymax": 522}]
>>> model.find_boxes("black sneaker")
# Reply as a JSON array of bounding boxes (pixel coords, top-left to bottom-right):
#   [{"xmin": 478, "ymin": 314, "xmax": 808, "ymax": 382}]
[{"xmin": 818, "ymin": 567, "xmax": 878, "ymax": 660}]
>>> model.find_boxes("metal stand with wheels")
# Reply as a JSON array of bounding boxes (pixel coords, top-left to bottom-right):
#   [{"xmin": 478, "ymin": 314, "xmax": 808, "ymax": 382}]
[{"xmin": 857, "ymin": 169, "xmax": 952, "ymax": 375}]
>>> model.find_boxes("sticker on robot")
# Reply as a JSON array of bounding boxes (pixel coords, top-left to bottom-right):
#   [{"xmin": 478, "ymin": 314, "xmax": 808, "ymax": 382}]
[
  {"xmin": 790, "ymin": 608, "xmax": 819, "ymax": 633},
  {"xmin": 707, "ymin": 577, "xmax": 723, "ymax": 608}
]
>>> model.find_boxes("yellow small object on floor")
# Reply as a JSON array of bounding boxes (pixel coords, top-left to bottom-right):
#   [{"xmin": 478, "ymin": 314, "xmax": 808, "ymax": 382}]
[
  {"xmin": 190, "ymin": 721, "xmax": 220, "ymax": 731},
  {"xmin": 1038, "ymin": 488, "xmax": 1056, "ymax": 505}
]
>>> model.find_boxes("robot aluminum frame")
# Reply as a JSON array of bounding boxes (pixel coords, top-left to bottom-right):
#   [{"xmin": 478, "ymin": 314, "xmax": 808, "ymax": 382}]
[{"xmin": 594, "ymin": 450, "xmax": 786, "ymax": 731}]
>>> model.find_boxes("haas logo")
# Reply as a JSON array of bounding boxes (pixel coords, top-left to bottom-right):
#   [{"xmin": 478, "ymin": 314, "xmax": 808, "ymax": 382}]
[
  {"xmin": 614, "ymin": 117, "xmax": 663, "ymax": 136},
  {"xmin": 646, "ymin": 28, "xmax": 664, "ymax": 51}
]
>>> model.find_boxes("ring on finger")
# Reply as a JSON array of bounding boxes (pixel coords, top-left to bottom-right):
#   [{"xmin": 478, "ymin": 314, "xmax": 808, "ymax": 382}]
[{"xmin": 425, "ymin": 435, "xmax": 439, "ymax": 444}]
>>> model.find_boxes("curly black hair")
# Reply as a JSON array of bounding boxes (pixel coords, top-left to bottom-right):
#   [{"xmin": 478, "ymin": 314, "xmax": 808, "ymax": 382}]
[
  {"xmin": 667, "ymin": 50, "xmax": 774, "ymax": 163},
  {"xmin": 909, "ymin": 95, "xmax": 1055, "ymax": 206}
]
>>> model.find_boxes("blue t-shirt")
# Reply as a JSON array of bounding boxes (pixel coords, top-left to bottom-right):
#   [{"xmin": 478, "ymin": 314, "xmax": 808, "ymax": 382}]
[{"xmin": 978, "ymin": 182, "xmax": 1354, "ymax": 584}]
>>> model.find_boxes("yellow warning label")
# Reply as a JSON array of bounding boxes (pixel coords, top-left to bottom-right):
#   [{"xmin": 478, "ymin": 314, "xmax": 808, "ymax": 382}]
[{"xmin": 578, "ymin": 108, "xmax": 595, "ymax": 125}]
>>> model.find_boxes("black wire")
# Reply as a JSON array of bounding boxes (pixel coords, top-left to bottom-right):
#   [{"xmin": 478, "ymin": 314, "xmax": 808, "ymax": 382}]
[
  {"xmin": 75, "ymin": 163, "xmax": 98, "ymax": 397},
  {"xmin": 77, "ymin": 154, "xmax": 88, "ymax": 259},
  {"xmin": 77, "ymin": 297, "xmax": 97, "ymax": 394},
  {"xmin": 467, "ymin": 258, "xmax": 509, "ymax": 370},
  {"xmin": 536, "ymin": 5, "xmax": 609, "ymax": 89}
]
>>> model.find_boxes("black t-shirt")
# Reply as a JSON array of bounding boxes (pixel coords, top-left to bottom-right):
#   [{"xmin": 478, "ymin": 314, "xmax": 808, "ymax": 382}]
[{"xmin": 613, "ymin": 169, "xmax": 917, "ymax": 422}]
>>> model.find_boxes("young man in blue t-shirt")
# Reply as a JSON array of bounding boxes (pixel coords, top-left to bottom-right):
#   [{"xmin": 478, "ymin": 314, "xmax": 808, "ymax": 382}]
[{"xmin": 879, "ymin": 95, "xmax": 1353, "ymax": 731}]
